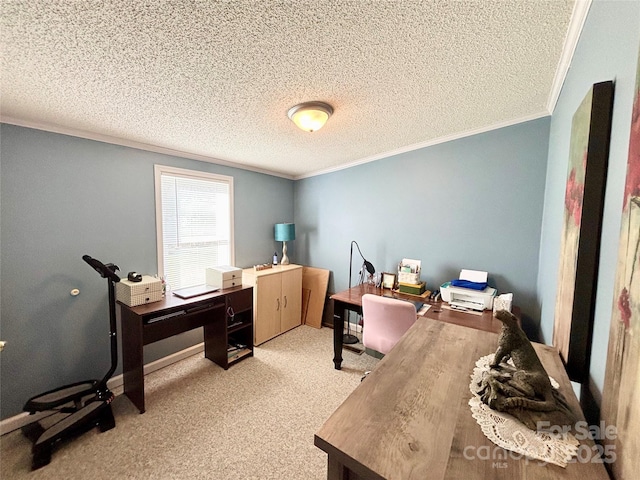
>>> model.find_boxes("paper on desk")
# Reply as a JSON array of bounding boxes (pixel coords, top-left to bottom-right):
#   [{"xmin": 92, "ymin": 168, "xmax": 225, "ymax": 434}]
[
  {"xmin": 402, "ymin": 258, "xmax": 421, "ymax": 274},
  {"xmin": 493, "ymin": 293, "xmax": 513, "ymax": 314},
  {"xmin": 459, "ymin": 269, "xmax": 488, "ymax": 283},
  {"xmin": 441, "ymin": 304, "xmax": 484, "ymax": 316}
]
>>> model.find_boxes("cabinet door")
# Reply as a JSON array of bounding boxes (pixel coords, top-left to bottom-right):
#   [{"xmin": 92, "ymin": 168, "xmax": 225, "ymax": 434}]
[
  {"xmin": 280, "ymin": 267, "xmax": 302, "ymax": 333},
  {"xmin": 254, "ymin": 273, "xmax": 281, "ymax": 345}
]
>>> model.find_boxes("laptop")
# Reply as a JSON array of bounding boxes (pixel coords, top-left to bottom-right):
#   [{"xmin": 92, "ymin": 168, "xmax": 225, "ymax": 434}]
[{"xmin": 172, "ymin": 284, "xmax": 220, "ymax": 299}]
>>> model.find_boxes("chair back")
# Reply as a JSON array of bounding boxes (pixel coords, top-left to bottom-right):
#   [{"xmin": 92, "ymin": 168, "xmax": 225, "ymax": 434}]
[{"xmin": 362, "ymin": 294, "xmax": 417, "ymax": 355}]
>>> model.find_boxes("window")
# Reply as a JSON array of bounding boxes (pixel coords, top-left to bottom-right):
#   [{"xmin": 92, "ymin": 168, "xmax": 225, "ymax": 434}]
[{"xmin": 155, "ymin": 165, "xmax": 234, "ymax": 290}]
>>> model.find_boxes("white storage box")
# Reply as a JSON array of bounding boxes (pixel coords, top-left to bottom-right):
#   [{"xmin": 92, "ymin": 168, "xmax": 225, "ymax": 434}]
[
  {"xmin": 206, "ymin": 266, "xmax": 242, "ymax": 289},
  {"xmin": 116, "ymin": 275, "xmax": 163, "ymax": 307},
  {"xmin": 398, "ymin": 258, "xmax": 421, "ymax": 284},
  {"xmin": 398, "ymin": 272, "xmax": 420, "ymax": 285}
]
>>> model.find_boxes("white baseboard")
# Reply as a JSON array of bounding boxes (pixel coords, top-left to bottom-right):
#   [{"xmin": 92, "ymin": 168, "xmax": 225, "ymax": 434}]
[{"xmin": 0, "ymin": 342, "xmax": 205, "ymax": 436}]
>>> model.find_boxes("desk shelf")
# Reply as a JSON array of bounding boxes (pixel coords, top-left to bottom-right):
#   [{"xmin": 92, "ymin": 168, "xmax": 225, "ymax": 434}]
[
  {"xmin": 119, "ymin": 285, "xmax": 253, "ymax": 413},
  {"xmin": 204, "ymin": 287, "xmax": 254, "ymax": 370},
  {"xmin": 227, "ymin": 347, "xmax": 252, "ymax": 365},
  {"xmin": 220, "ymin": 287, "xmax": 254, "ymax": 370},
  {"xmin": 228, "ymin": 320, "xmax": 252, "ymax": 335}
]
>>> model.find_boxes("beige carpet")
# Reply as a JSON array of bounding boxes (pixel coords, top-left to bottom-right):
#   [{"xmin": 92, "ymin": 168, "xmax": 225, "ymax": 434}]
[{"xmin": 1, "ymin": 325, "xmax": 378, "ymax": 479}]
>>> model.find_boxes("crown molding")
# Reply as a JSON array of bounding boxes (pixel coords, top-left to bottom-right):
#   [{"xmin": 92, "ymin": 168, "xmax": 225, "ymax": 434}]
[
  {"xmin": 295, "ymin": 111, "xmax": 550, "ymax": 180},
  {"xmin": 0, "ymin": 116, "xmax": 295, "ymax": 180},
  {"xmin": 546, "ymin": 0, "xmax": 592, "ymax": 113}
]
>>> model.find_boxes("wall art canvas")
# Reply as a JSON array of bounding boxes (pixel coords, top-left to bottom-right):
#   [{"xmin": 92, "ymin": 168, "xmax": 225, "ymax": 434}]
[
  {"xmin": 553, "ymin": 81, "xmax": 614, "ymax": 383},
  {"xmin": 601, "ymin": 44, "xmax": 640, "ymax": 480}
]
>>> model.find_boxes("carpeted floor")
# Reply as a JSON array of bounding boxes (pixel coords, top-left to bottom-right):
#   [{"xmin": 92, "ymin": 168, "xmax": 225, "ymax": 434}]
[{"xmin": 1, "ymin": 325, "xmax": 378, "ymax": 479}]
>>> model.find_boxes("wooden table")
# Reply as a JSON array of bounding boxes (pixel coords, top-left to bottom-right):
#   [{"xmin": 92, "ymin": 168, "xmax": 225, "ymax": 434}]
[
  {"xmin": 119, "ymin": 285, "xmax": 253, "ymax": 413},
  {"xmin": 315, "ymin": 320, "xmax": 609, "ymax": 479},
  {"xmin": 330, "ymin": 284, "xmax": 511, "ymax": 370}
]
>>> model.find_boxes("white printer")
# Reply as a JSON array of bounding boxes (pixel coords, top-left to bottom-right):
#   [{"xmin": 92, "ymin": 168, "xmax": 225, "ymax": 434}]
[{"xmin": 440, "ymin": 269, "xmax": 496, "ymax": 311}]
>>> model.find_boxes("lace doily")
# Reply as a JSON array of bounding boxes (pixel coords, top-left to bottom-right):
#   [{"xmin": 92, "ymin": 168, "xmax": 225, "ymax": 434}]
[{"xmin": 468, "ymin": 354, "xmax": 579, "ymax": 468}]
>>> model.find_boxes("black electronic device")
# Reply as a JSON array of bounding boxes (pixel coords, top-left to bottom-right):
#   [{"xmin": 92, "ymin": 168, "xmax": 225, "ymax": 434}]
[{"xmin": 127, "ymin": 271, "xmax": 142, "ymax": 282}]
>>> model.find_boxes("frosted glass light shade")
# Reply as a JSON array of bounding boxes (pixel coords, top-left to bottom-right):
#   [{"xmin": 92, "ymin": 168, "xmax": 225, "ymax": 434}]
[{"xmin": 287, "ymin": 102, "xmax": 333, "ymax": 132}]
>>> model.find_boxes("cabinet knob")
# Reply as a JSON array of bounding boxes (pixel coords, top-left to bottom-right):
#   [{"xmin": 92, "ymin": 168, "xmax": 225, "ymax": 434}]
[
  {"xmin": 276, "ymin": 298, "xmax": 280, "ymax": 311},
  {"xmin": 283, "ymin": 296, "xmax": 288, "ymax": 308}
]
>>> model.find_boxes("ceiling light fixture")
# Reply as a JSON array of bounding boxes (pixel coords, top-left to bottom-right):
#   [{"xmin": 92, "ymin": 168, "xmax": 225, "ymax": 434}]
[{"xmin": 287, "ymin": 101, "xmax": 333, "ymax": 132}]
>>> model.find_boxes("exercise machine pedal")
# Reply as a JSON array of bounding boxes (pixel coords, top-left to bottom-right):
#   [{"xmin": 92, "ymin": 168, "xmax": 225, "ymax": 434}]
[
  {"xmin": 24, "ymin": 380, "xmax": 98, "ymax": 412},
  {"xmin": 30, "ymin": 398, "xmax": 115, "ymax": 470}
]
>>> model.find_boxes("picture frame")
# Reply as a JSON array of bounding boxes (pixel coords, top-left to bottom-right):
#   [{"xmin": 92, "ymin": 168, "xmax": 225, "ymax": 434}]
[
  {"xmin": 552, "ymin": 80, "xmax": 614, "ymax": 383},
  {"xmin": 381, "ymin": 272, "xmax": 396, "ymax": 289}
]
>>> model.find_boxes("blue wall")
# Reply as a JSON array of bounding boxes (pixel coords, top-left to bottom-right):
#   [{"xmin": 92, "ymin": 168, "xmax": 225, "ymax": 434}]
[
  {"xmin": 294, "ymin": 118, "xmax": 551, "ymax": 335},
  {"xmin": 538, "ymin": 0, "xmax": 640, "ymax": 398},
  {"xmin": 0, "ymin": 125, "xmax": 294, "ymax": 418}
]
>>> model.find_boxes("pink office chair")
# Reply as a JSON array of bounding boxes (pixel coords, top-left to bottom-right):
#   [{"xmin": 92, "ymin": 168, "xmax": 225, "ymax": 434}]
[{"xmin": 361, "ymin": 294, "xmax": 417, "ymax": 355}]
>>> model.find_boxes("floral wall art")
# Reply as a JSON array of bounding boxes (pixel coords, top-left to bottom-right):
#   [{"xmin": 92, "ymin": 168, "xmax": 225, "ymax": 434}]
[
  {"xmin": 601, "ymin": 44, "xmax": 640, "ymax": 480},
  {"xmin": 553, "ymin": 81, "xmax": 614, "ymax": 383}
]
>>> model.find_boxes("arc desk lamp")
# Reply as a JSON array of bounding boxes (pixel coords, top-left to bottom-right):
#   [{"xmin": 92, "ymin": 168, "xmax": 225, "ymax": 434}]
[{"xmin": 345, "ymin": 240, "xmax": 375, "ymax": 344}]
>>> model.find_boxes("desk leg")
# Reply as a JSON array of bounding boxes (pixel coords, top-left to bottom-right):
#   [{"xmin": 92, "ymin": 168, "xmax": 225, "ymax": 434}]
[
  {"xmin": 203, "ymin": 306, "xmax": 226, "ymax": 369},
  {"xmin": 327, "ymin": 455, "xmax": 350, "ymax": 480},
  {"xmin": 120, "ymin": 307, "xmax": 145, "ymax": 413},
  {"xmin": 333, "ymin": 301, "xmax": 345, "ymax": 370}
]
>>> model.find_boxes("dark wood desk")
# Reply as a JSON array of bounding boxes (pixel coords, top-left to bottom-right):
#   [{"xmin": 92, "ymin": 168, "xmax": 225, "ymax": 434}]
[
  {"xmin": 330, "ymin": 284, "xmax": 513, "ymax": 370},
  {"xmin": 315, "ymin": 320, "xmax": 608, "ymax": 480},
  {"xmin": 118, "ymin": 285, "xmax": 253, "ymax": 413}
]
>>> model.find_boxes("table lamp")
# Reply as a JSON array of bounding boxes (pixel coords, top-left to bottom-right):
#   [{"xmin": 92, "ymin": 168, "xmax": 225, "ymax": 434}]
[
  {"xmin": 345, "ymin": 240, "xmax": 375, "ymax": 344},
  {"xmin": 349, "ymin": 241, "xmax": 375, "ymax": 289},
  {"xmin": 274, "ymin": 223, "xmax": 295, "ymax": 265}
]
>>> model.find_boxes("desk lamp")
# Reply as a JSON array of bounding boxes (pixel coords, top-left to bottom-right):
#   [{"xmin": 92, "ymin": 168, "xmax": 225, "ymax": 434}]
[
  {"xmin": 274, "ymin": 223, "xmax": 295, "ymax": 265},
  {"xmin": 345, "ymin": 240, "xmax": 375, "ymax": 344}
]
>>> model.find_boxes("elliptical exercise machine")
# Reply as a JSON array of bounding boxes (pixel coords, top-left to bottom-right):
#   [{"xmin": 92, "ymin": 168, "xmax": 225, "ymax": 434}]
[{"xmin": 22, "ymin": 255, "xmax": 121, "ymax": 469}]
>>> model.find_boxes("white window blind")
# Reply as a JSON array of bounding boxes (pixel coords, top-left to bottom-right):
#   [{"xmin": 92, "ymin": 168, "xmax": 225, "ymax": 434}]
[{"xmin": 155, "ymin": 165, "xmax": 234, "ymax": 290}]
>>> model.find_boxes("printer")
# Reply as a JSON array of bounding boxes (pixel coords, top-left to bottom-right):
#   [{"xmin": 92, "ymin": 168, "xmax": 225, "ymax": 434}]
[{"xmin": 440, "ymin": 269, "xmax": 496, "ymax": 311}]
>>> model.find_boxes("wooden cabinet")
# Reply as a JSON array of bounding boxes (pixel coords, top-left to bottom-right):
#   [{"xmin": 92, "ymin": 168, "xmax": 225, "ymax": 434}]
[{"xmin": 242, "ymin": 265, "xmax": 302, "ymax": 345}]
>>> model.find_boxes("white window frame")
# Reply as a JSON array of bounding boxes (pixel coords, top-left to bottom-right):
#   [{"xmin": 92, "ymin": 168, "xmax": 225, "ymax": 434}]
[{"xmin": 154, "ymin": 164, "xmax": 235, "ymax": 289}]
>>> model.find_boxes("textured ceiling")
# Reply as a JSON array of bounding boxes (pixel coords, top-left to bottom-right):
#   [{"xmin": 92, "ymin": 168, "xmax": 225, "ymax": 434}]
[{"xmin": 1, "ymin": 1, "xmax": 581, "ymax": 179}]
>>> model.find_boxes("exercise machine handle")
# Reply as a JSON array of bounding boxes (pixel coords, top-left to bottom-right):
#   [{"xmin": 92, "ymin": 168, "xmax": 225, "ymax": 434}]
[{"xmin": 82, "ymin": 255, "xmax": 121, "ymax": 283}]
